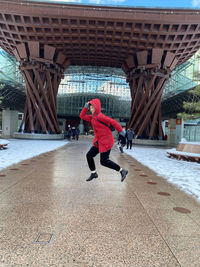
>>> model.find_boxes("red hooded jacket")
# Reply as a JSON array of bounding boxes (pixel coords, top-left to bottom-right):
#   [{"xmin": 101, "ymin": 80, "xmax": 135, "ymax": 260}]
[{"xmin": 80, "ymin": 99, "xmax": 123, "ymax": 153}]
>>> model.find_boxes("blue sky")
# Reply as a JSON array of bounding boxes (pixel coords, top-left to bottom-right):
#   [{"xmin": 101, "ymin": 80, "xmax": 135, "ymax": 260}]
[{"xmin": 45, "ymin": 0, "xmax": 200, "ymax": 9}]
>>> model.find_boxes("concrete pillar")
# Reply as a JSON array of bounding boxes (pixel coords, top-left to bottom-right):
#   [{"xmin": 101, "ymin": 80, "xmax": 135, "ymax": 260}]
[
  {"xmin": 168, "ymin": 118, "xmax": 183, "ymax": 146},
  {"xmin": 181, "ymin": 119, "xmax": 184, "ymax": 140},
  {"xmin": 2, "ymin": 109, "xmax": 18, "ymax": 138},
  {"xmin": 79, "ymin": 119, "xmax": 84, "ymax": 134},
  {"xmin": 162, "ymin": 120, "xmax": 167, "ymax": 136},
  {"xmin": 58, "ymin": 119, "xmax": 65, "ymax": 132}
]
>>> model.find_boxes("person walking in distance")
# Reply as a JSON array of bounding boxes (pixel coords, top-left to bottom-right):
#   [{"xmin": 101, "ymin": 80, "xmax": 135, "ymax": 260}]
[
  {"xmin": 75, "ymin": 127, "xmax": 80, "ymax": 140},
  {"xmin": 126, "ymin": 128, "xmax": 135, "ymax": 149},
  {"xmin": 80, "ymin": 98, "xmax": 128, "ymax": 182},
  {"xmin": 118, "ymin": 126, "xmax": 126, "ymax": 153}
]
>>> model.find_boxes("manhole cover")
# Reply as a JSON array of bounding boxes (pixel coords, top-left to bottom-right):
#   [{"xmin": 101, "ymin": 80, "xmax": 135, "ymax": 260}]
[
  {"xmin": 21, "ymin": 163, "xmax": 29, "ymax": 165},
  {"xmin": 0, "ymin": 174, "xmax": 6, "ymax": 177},
  {"xmin": 157, "ymin": 192, "xmax": 171, "ymax": 196},
  {"xmin": 134, "ymin": 169, "xmax": 141, "ymax": 171},
  {"xmin": 34, "ymin": 233, "xmax": 54, "ymax": 244},
  {"xmin": 173, "ymin": 207, "xmax": 191, "ymax": 214},
  {"xmin": 140, "ymin": 174, "xmax": 148, "ymax": 177},
  {"xmin": 147, "ymin": 182, "xmax": 157, "ymax": 185},
  {"xmin": 10, "ymin": 168, "xmax": 19, "ymax": 171}
]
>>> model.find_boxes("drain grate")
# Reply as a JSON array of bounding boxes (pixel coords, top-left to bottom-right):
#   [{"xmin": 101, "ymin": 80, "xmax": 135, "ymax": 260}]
[{"xmin": 34, "ymin": 233, "xmax": 54, "ymax": 244}]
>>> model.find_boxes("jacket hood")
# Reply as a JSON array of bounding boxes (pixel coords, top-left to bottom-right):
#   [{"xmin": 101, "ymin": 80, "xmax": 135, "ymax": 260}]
[{"xmin": 89, "ymin": 98, "xmax": 101, "ymax": 114}]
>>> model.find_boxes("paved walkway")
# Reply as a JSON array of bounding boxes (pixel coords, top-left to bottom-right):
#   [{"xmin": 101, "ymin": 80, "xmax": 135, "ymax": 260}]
[{"xmin": 0, "ymin": 139, "xmax": 200, "ymax": 266}]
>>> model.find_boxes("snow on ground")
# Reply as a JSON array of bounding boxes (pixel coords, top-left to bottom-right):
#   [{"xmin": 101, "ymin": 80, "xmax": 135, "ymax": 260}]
[
  {"xmin": 0, "ymin": 139, "xmax": 9, "ymax": 145},
  {"xmin": 0, "ymin": 139, "xmax": 68, "ymax": 170},
  {"xmin": 0, "ymin": 138, "xmax": 200, "ymax": 201},
  {"xmin": 124, "ymin": 146, "xmax": 200, "ymax": 201}
]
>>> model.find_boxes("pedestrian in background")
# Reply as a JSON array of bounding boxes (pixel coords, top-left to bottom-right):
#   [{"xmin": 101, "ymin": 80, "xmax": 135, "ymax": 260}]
[
  {"xmin": 75, "ymin": 127, "xmax": 80, "ymax": 140},
  {"xmin": 126, "ymin": 128, "xmax": 135, "ymax": 149},
  {"xmin": 119, "ymin": 126, "xmax": 126, "ymax": 153}
]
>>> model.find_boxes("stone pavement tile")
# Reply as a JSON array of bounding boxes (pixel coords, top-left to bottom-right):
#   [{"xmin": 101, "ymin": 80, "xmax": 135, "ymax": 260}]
[
  {"xmin": 0, "ymin": 182, "xmax": 71, "ymax": 205},
  {"xmin": 0, "ymin": 226, "xmax": 56, "ymax": 266},
  {"xmin": 169, "ymin": 192, "xmax": 200, "ymax": 210},
  {"xmin": 67, "ymin": 188, "xmax": 140, "ymax": 207},
  {"xmin": 57, "ymin": 203, "xmax": 159, "ymax": 235},
  {"xmin": 0, "ymin": 176, "xmax": 24, "ymax": 194},
  {"xmin": 0, "ymin": 167, "xmax": 35, "ymax": 195},
  {"xmin": 0, "ymin": 176, "xmax": 137, "ymax": 206},
  {"xmin": 152, "ymin": 178, "xmax": 195, "ymax": 198},
  {"xmin": 0, "ymin": 167, "xmax": 34, "ymax": 181},
  {"xmin": 0, "ymin": 203, "xmax": 62, "ymax": 228},
  {"xmin": 37, "ymin": 229, "xmax": 181, "ymax": 267},
  {"xmin": 168, "ymin": 194, "xmax": 200, "ymax": 227},
  {"xmin": 134, "ymin": 191, "xmax": 176, "ymax": 209},
  {"xmin": 0, "ymin": 227, "xmax": 180, "ymax": 267},
  {"xmin": 128, "ymin": 179, "xmax": 159, "ymax": 192},
  {"xmin": 146, "ymin": 207, "xmax": 200, "ymax": 238},
  {"xmin": 165, "ymin": 235, "xmax": 200, "ymax": 267}
]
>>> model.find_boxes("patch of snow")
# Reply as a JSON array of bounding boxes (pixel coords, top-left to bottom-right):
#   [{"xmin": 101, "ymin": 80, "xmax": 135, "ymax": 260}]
[
  {"xmin": 0, "ymin": 139, "xmax": 68, "ymax": 170},
  {"xmin": 0, "ymin": 139, "xmax": 9, "ymax": 145},
  {"xmin": 180, "ymin": 141, "xmax": 200, "ymax": 145},
  {"xmin": 167, "ymin": 148, "xmax": 200, "ymax": 157},
  {"xmin": 123, "ymin": 145, "xmax": 200, "ymax": 201}
]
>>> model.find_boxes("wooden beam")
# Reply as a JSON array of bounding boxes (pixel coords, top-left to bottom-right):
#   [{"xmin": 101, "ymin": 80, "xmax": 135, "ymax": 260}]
[
  {"xmin": 23, "ymin": 70, "xmax": 48, "ymax": 133},
  {"xmin": 56, "ymin": 52, "xmax": 66, "ymax": 65},
  {"xmin": 163, "ymin": 52, "xmax": 175, "ymax": 68},
  {"xmin": 137, "ymin": 51, "xmax": 148, "ymax": 66},
  {"xmin": 44, "ymin": 45, "xmax": 56, "ymax": 61},
  {"xmin": 16, "ymin": 43, "xmax": 27, "ymax": 60},
  {"xmin": 125, "ymin": 56, "xmax": 135, "ymax": 69},
  {"xmin": 129, "ymin": 75, "xmax": 156, "ymax": 127},
  {"xmin": 136, "ymin": 80, "xmax": 168, "ymax": 137},
  {"xmin": 34, "ymin": 69, "xmax": 58, "ymax": 132},
  {"xmin": 28, "ymin": 41, "xmax": 40, "ymax": 58},
  {"xmin": 24, "ymin": 69, "xmax": 56, "ymax": 132},
  {"xmin": 133, "ymin": 77, "xmax": 165, "ymax": 131},
  {"xmin": 152, "ymin": 48, "xmax": 163, "ymax": 64}
]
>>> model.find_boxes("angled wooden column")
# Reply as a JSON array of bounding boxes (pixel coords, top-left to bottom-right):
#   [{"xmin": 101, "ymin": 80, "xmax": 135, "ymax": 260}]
[
  {"xmin": 123, "ymin": 49, "xmax": 178, "ymax": 139},
  {"xmin": 13, "ymin": 42, "xmax": 69, "ymax": 134}
]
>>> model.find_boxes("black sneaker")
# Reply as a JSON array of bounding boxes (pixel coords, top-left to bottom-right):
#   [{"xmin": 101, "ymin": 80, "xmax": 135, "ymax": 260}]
[
  {"xmin": 120, "ymin": 169, "xmax": 128, "ymax": 182},
  {"xmin": 86, "ymin": 172, "xmax": 98, "ymax": 182},
  {"xmin": 119, "ymin": 146, "xmax": 123, "ymax": 153}
]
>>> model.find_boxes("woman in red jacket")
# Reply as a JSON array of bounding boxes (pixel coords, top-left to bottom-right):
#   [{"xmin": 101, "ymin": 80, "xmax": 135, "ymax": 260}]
[{"xmin": 80, "ymin": 98, "xmax": 128, "ymax": 182}]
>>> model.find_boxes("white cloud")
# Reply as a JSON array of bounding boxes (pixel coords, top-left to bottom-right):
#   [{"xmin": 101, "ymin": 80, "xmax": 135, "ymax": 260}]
[{"xmin": 192, "ymin": 0, "xmax": 200, "ymax": 7}]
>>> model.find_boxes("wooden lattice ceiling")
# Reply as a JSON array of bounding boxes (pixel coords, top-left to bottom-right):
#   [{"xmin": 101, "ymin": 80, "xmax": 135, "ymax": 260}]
[{"xmin": 1, "ymin": 1, "xmax": 200, "ymax": 67}]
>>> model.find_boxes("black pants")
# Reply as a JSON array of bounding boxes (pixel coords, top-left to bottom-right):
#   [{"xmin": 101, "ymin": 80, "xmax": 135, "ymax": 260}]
[
  {"xmin": 86, "ymin": 146, "xmax": 120, "ymax": 172},
  {"xmin": 127, "ymin": 140, "xmax": 132, "ymax": 149}
]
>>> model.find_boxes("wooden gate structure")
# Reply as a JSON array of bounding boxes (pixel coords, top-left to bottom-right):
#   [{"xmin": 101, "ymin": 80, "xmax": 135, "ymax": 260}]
[{"xmin": 1, "ymin": 0, "xmax": 200, "ymax": 137}]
